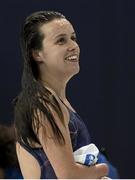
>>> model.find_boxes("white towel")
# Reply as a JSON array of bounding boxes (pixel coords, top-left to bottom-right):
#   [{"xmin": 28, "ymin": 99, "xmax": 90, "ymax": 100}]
[
  {"xmin": 73, "ymin": 143, "xmax": 99, "ymax": 166},
  {"xmin": 73, "ymin": 144, "xmax": 111, "ymax": 179}
]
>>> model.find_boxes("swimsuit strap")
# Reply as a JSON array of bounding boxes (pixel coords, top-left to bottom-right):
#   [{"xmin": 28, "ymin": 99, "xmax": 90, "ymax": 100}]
[
  {"xmin": 58, "ymin": 97, "xmax": 76, "ymax": 114},
  {"xmin": 18, "ymin": 140, "xmax": 44, "ymax": 167},
  {"xmin": 18, "ymin": 140, "xmax": 47, "ymax": 178}
]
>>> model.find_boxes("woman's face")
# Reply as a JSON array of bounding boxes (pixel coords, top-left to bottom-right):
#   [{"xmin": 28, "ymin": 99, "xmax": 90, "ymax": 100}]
[{"xmin": 36, "ymin": 18, "xmax": 80, "ymax": 80}]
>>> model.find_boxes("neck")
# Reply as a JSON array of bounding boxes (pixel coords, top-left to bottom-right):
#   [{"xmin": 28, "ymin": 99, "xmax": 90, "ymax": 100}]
[{"xmin": 39, "ymin": 75, "xmax": 67, "ymax": 101}]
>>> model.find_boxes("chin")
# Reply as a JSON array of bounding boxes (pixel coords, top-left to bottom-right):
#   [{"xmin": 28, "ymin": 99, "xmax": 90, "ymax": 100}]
[
  {"xmin": 69, "ymin": 66, "xmax": 80, "ymax": 79},
  {"xmin": 74, "ymin": 65, "xmax": 80, "ymax": 74},
  {"xmin": 74, "ymin": 67, "xmax": 80, "ymax": 74}
]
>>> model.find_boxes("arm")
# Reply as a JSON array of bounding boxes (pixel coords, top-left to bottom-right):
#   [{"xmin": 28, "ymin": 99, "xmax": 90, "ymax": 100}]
[{"xmin": 37, "ymin": 103, "xmax": 108, "ymax": 179}]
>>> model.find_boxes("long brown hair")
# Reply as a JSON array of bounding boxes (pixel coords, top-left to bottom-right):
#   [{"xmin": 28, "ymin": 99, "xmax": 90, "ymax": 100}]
[{"xmin": 14, "ymin": 11, "xmax": 66, "ymax": 146}]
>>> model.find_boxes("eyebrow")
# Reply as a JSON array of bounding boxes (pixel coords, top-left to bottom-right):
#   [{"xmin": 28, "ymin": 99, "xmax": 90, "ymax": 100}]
[{"xmin": 55, "ymin": 32, "xmax": 76, "ymax": 39}]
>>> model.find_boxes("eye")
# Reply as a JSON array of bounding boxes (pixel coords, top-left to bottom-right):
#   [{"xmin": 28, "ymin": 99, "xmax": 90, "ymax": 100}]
[
  {"xmin": 56, "ymin": 37, "xmax": 67, "ymax": 44},
  {"xmin": 71, "ymin": 36, "xmax": 77, "ymax": 42}
]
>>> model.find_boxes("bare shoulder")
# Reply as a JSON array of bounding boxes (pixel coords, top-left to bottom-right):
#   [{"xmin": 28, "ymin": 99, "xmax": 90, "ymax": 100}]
[
  {"xmin": 16, "ymin": 142, "xmax": 41, "ymax": 178},
  {"xmin": 16, "ymin": 88, "xmax": 75, "ymax": 178}
]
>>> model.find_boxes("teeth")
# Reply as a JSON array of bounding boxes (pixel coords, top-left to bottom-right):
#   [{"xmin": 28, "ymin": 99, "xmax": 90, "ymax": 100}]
[{"xmin": 66, "ymin": 55, "xmax": 78, "ymax": 61}]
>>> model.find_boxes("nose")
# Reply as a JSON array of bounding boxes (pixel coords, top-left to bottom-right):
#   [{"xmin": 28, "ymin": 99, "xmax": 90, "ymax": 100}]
[{"xmin": 67, "ymin": 40, "xmax": 79, "ymax": 52}]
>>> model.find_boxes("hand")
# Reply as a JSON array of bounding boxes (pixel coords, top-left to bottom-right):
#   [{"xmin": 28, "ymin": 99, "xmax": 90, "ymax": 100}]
[
  {"xmin": 92, "ymin": 163, "xmax": 109, "ymax": 179},
  {"xmin": 75, "ymin": 162, "xmax": 109, "ymax": 179}
]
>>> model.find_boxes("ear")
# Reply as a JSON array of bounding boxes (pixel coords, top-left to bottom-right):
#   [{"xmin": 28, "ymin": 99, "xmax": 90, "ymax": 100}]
[{"xmin": 32, "ymin": 50, "xmax": 43, "ymax": 62}]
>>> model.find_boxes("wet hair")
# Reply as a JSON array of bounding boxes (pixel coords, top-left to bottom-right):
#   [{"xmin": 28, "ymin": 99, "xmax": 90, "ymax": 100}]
[{"xmin": 14, "ymin": 11, "xmax": 66, "ymax": 147}]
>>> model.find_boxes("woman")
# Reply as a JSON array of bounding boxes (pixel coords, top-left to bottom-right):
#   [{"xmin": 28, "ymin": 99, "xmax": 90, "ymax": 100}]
[{"xmin": 14, "ymin": 11, "xmax": 118, "ymax": 179}]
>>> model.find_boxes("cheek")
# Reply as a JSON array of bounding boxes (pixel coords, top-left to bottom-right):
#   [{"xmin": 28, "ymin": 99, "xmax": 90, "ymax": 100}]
[
  {"xmin": 43, "ymin": 44, "xmax": 66, "ymax": 67},
  {"xmin": 50, "ymin": 47, "xmax": 65, "ymax": 61},
  {"xmin": 44, "ymin": 52, "xmax": 62, "ymax": 68}
]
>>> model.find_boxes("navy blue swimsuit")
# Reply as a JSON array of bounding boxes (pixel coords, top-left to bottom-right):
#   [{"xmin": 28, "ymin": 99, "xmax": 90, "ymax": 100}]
[{"xmin": 19, "ymin": 108, "xmax": 119, "ymax": 179}]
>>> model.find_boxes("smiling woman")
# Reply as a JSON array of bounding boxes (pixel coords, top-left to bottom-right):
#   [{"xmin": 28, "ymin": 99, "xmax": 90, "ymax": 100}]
[
  {"xmin": 14, "ymin": 11, "xmax": 118, "ymax": 179},
  {"xmin": 35, "ymin": 17, "xmax": 80, "ymax": 83}
]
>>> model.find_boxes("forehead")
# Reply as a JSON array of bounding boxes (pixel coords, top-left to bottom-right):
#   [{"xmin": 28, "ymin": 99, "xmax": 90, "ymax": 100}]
[{"xmin": 40, "ymin": 18, "xmax": 75, "ymax": 38}]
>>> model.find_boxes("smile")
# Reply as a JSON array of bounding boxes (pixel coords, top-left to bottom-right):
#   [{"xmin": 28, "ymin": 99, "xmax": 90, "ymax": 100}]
[{"xmin": 65, "ymin": 55, "xmax": 78, "ymax": 62}]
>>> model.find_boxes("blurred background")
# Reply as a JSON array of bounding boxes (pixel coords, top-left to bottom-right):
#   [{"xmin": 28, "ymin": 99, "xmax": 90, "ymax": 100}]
[{"xmin": 0, "ymin": 0, "xmax": 135, "ymax": 178}]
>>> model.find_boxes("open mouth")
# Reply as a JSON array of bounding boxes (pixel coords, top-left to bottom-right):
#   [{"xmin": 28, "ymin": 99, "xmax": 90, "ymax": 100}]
[{"xmin": 65, "ymin": 55, "xmax": 78, "ymax": 62}]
